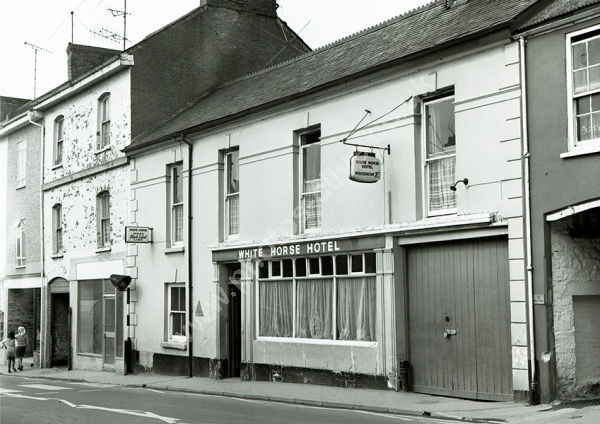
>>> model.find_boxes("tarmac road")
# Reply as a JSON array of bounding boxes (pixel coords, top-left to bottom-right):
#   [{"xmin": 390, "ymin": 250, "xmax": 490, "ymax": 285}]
[{"xmin": 0, "ymin": 375, "xmax": 459, "ymax": 424}]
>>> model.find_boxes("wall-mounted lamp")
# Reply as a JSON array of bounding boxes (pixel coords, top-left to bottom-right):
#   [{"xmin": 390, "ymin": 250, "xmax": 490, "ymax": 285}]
[{"xmin": 450, "ymin": 178, "xmax": 469, "ymax": 191}]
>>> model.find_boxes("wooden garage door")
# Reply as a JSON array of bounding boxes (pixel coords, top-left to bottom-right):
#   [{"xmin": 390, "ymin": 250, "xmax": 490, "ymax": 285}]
[{"xmin": 408, "ymin": 237, "xmax": 512, "ymax": 400}]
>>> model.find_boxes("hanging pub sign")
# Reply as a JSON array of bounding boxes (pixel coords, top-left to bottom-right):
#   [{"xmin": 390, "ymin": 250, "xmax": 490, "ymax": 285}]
[
  {"xmin": 349, "ymin": 151, "xmax": 381, "ymax": 183},
  {"xmin": 125, "ymin": 226, "xmax": 153, "ymax": 243}
]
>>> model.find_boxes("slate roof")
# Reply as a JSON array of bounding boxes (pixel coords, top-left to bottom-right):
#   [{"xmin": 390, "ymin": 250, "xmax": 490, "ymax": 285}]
[
  {"xmin": 517, "ymin": 0, "xmax": 600, "ymax": 30},
  {"xmin": 127, "ymin": 0, "xmax": 540, "ymax": 151}
]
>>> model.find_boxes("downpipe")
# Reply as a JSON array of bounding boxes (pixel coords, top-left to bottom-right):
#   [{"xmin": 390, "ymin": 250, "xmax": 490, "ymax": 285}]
[{"xmin": 181, "ymin": 135, "xmax": 193, "ymax": 378}]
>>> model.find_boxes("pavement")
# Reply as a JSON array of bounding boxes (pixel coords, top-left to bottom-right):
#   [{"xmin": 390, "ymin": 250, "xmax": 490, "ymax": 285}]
[{"xmin": 2, "ymin": 357, "xmax": 599, "ymax": 423}]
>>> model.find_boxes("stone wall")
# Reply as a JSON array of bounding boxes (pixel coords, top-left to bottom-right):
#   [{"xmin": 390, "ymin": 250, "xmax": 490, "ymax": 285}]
[
  {"xmin": 7, "ymin": 288, "xmax": 36, "ymax": 353},
  {"xmin": 551, "ymin": 213, "xmax": 600, "ymax": 397}
]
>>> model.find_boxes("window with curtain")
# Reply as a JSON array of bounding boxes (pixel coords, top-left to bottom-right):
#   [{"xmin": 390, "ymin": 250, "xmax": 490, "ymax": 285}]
[
  {"xmin": 168, "ymin": 163, "xmax": 183, "ymax": 246},
  {"xmin": 15, "ymin": 219, "xmax": 25, "ymax": 267},
  {"xmin": 225, "ymin": 149, "xmax": 239, "ymax": 237},
  {"xmin": 258, "ymin": 252, "xmax": 377, "ymax": 342},
  {"xmin": 52, "ymin": 204, "xmax": 63, "ymax": 254},
  {"xmin": 301, "ymin": 130, "xmax": 321, "ymax": 231},
  {"xmin": 569, "ymin": 27, "xmax": 600, "ymax": 149},
  {"xmin": 97, "ymin": 93, "xmax": 110, "ymax": 149},
  {"xmin": 54, "ymin": 116, "xmax": 64, "ymax": 165},
  {"xmin": 96, "ymin": 191, "xmax": 110, "ymax": 248},
  {"xmin": 167, "ymin": 284, "xmax": 186, "ymax": 341},
  {"xmin": 424, "ymin": 96, "xmax": 456, "ymax": 215},
  {"xmin": 16, "ymin": 140, "xmax": 26, "ymax": 188}
]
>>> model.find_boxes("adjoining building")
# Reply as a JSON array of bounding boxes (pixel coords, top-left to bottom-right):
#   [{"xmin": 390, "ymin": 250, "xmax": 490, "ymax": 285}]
[
  {"xmin": 516, "ymin": 0, "xmax": 600, "ymax": 402},
  {"xmin": 125, "ymin": 0, "xmax": 541, "ymax": 400}
]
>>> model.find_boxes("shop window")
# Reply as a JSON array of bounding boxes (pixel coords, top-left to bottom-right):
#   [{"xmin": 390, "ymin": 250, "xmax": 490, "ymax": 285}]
[
  {"xmin": 15, "ymin": 219, "xmax": 25, "ymax": 267},
  {"xmin": 52, "ymin": 204, "xmax": 63, "ymax": 254},
  {"xmin": 167, "ymin": 284, "xmax": 186, "ymax": 341},
  {"xmin": 423, "ymin": 95, "xmax": 456, "ymax": 215},
  {"xmin": 300, "ymin": 130, "xmax": 321, "ymax": 231},
  {"xmin": 96, "ymin": 191, "xmax": 110, "ymax": 248},
  {"xmin": 568, "ymin": 26, "xmax": 600, "ymax": 152},
  {"xmin": 54, "ymin": 115, "xmax": 64, "ymax": 165},
  {"xmin": 16, "ymin": 139, "xmax": 26, "ymax": 188},
  {"xmin": 258, "ymin": 252, "xmax": 377, "ymax": 342},
  {"xmin": 97, "ymin": 93, "xmax": 110, "ymax": 149},
  {"xmin": 224, "ymin": 149, "xmax": 239, "ymax": 237},
  {"xmin": 168, "ymin": 163, "xmax": 184, "ymax": 246}
]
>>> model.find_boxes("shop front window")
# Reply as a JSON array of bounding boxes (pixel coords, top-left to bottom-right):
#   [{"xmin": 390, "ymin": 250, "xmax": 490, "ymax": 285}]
[{"xmin": 258, "ymin": 252, "xmax": 377, "ymax": 342}]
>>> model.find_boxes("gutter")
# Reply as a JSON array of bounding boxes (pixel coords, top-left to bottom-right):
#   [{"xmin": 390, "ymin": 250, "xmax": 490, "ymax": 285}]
[
  {"xmin": 180, "ymin": 135, "xmax": 194, "ymax": 378},
  {"xmin": 519, "ymin": 37, "xmax": 539, "ymax": 405},
  {"xmin": 28, "ymin": 108, "xmax": 45, "ymax": 368}
]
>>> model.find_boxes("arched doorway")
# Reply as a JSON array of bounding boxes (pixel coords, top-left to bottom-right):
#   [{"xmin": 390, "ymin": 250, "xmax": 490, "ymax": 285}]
[{"xmin": 49, "ymin": 278, "xmax": 70, "ymax": 367}]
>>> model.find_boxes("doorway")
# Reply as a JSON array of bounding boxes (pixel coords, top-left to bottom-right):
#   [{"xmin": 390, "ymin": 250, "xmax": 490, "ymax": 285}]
[
  {"xmin": 226, "ymin": 264, "xmax": 242, "ymax": 378},
  {"xmin": 102, "ymin": 280, "xmax": 123, "ymax": 369},
  {"xmin": 50, "ymin": 293, "xmax": 69, "ymax": 366}
]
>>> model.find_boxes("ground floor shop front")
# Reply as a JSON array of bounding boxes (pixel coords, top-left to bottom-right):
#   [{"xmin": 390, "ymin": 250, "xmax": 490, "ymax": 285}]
[{"xmin": 209, "ymin": 225, "xmax": 523, "ymax": 400}]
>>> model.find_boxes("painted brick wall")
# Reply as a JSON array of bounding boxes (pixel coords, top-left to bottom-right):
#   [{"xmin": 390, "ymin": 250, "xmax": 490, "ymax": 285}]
[{"xmin": 551, "ymin": 217, "xmax": 600, "ymax": 396}]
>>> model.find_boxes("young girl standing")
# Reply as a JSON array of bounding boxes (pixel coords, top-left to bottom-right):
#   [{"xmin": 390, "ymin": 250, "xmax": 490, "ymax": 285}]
[
  {"xmin": 1, "ymin": 331, "xmax": 17, "ymax": 373},
  {"xmin": 15, "ymin": 326, "xmax": 29, "ymax": 371}
]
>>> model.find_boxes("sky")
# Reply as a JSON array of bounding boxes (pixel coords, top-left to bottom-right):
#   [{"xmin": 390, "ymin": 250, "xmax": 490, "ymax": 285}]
[{"xmin": 0, "ymin": 0, "xmax": 432, "ymax": 101}]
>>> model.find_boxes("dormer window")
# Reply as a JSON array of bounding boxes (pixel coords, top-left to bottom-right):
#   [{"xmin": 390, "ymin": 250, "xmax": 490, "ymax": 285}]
[{"xmin": 97, "ymin": 93, "xmax": 110, "ymax": 149}]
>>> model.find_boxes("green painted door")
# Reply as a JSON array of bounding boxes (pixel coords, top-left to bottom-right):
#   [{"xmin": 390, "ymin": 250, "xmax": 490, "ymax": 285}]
[{"xmin": 407, "ymin": 237, "xmax": 512, "ymax": 400}]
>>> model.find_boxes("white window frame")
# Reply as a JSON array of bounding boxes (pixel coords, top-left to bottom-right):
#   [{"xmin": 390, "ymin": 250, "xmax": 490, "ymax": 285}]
[
  {"xmin": 97, "ymin": 93, "xmax": 111, "ymax": 149},
  {"xmin": 224, "ymin": 149, "xmax": 240, "ymax": 239},
  {"xmin": 566, "ymin": 24, "xmax": 600, "ymax": 156},
  {"xmin": 15, "ymin": 219, "xmax": 25, "ymax": 268},
  {"xmin": 167, "ymin": 283, "xmax": 187, "ymax": 342},
  {"xmin": 54, "ymin": 116, "xmax": 64, "ymax": 165},
  {"xmin": 255, "ymin": 252, "xmax": 378, "ymax": 346},
  {"xmin": 97, "ymin": 191, "xmax": 111, "ymax": 248},
  {"xmin": 299, "ymin": 130, "xmax": 322, "ymax": 233},
  {"xmin": 52, "ymin": 204, "xmax": 63, "ymax": 255},
  {"xmin": 169, "ymin": 163, "xmax": 184, "ymax": 246},
  {"xmin": 422, "ymin": 95, "xmax": 457, "ymax": 217},
  {"xmin": 16, "ymin": 139, "xmax": 26, "ymax": 188}
]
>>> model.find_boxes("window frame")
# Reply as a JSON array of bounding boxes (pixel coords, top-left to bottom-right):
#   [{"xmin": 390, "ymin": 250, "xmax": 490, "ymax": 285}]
[
  {"xmin": 16, "ymin": 139, "xmax": 26, "ymax": 188},
  {"xmin": 168, "ymin": 163, "xmax": 184, "ymax": 247},
  {"xmin": 166, "ymin": 283, "xmax": 187, "ymax": 342},
  {"xmin": 15, "ymin": 219, "xmax": 25, "ymax": 268},
  {"xmin": 566, "ymin": 24, "xmax": 600, "ymax": 154},
  {"xmin": 299, "ymin": 129, "xmax": 322, "ymax": 233},
  {"xmin": 422, "ymin": 95, "xmax": 457, "ymax": 217},
  {"xmin": 224, "ymin": 148, "xmax": 240, "ymax": 238},
  {"xmin": 255, "ymin": 252, "xmax": 378, "ymax": 346},
  {"xmin": 96, "ymin": 191, "xmax": 111, "ymax": 248},
  {"xmin": 97, "ymin": 93, "xmax": 111, "ymax": 150},
  {"xmin": 54, "ymin": 116, "xmax": 64, "ymax": 165},
  {"xmin": 52, "ymin": 204, "xmax": 63, "ymax": 255}
]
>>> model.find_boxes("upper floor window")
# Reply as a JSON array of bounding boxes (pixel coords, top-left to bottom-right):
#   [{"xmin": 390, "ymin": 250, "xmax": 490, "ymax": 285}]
[
  {"xmin": 300, "ymin": 130, "xmax": 321, "ymax": 231},
  {"xmin": 54, "ymin": 116, "xmax": 64, "ymax": 165},
  {"xmin": 52, "ymin": 204, "xmax": 63, "ymax": 254},
  {"xmin": 16, "ymin": 140, "xmax": 26, "ymax": 188},
  {"xmin": 168, "ymin": 163, "xmax": 184, "ymax": 246},
  {"xmin": 96, "ymin": 191, "xmax": 110, "ymax": 248},
  {"xmin": 568, "ymin": 27, "xmax": 600, "ymax": 151},
  {"xmin": 97, "ymin": 93, "xmax": 110, "ymax": 149},
  {"xmin": 225, "ymin": 149, "xmax": 239, "ymax": 237},
  {"xmin": 423, "ymin": 96, "xmax": 456, "ymax": 215},
  {"xmin": 15, "ymin": 219, "xmax": 25, "ymax": 267}
]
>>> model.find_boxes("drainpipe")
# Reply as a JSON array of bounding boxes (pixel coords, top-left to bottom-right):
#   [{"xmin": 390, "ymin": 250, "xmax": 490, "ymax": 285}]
[
  {"xmin": 519, "ymin": 37, "xmax": 539, "ymax": 404},
  {"xmin": 28, "ymin": 109, "xmax": 45, "ymax": 368},
  {"xmin": 180, "ymin": 135, "xmax": 193, "ymax": 378}
]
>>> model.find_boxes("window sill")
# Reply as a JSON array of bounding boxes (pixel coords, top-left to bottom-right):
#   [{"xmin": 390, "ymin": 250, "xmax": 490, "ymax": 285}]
[
  {"xmin": 15, "ymin": 185, "xmax": 25, "ymax": 190},
  {"xmin": 95, "ymin": 246, "xmax": 112, "ymax": 253},
  {"xmin": 51, "ymin": 253, "xmax": 64, "ymax": 259},
  {"xmin": 161, "ymin": 340, "xmax": 187, "ymax": 350},
  {"xmin": 51, "ymin": 163, "xmax": 63, "ymax": 170},
  {"xmin": 256, "ymin": 337, "xmax": 377, "ymax": 347},
  {"xmin": 15, "ymin": 265, "xmax": 26, "ymax": 270},
  {"xmin": 560, "ymin": 144, "xmax": 600, "ymax": 159},
  {"xmin": 427, "ymin": 208, "xmax": 457, "ymax": 218},
  {"xmin": 165, "ymin": 246, "xmax": 184, "ymax": 254},
  {"xmin": 94, "ymin": 146, "xmax": 111, "ymax": 155},
  {"xmin": 76, "ymin": 352, "xmax": 102, "ymax": 358}
]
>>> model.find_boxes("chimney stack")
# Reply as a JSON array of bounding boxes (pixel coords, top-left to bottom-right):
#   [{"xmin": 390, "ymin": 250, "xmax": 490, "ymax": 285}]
[
  {"xmin": 198, "ymin": 0, "xmax": 277, "ymax": 17},
  {"xmin": 67, "ymin": 43, "xmax": 121, "ymax": 81}
]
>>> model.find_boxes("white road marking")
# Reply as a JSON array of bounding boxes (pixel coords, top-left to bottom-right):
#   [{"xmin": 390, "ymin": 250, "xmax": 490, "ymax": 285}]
[
  {"xmin": 0, "ymin": 388, "xmax": 22, "ymax": 394},
  {"xmin": 0, "ymin": 392, "xmax": 181, "ymax": 423},
  {"xmin": 19, "ymin": 384, "xmax": 68, "ymax": 391},
  {"xmin": 69, "ymin": 382, "xmax": 117, "ymax": 388}
]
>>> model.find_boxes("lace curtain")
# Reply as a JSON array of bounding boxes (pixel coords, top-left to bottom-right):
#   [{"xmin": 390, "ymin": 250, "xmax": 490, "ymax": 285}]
[
  {"xmin": 296, "ymin": 279, "xmax": 333, "ymax": 339},
  {"xmin": 259, "ymin": 280, "xmax": 292, "ymax": 337},
  {"xmin": 337, "ymin": 277, "xmax": 376, "ymax": 341}
]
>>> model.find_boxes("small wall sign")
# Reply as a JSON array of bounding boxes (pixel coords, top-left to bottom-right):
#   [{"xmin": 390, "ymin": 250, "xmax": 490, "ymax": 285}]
[
  {"xmin": 125, "ymin": 226, "xmax": 152, "ymax": 243},
  {"xmin": 349, "ymin": 151, "xmax": 381, "ymax": 183}
]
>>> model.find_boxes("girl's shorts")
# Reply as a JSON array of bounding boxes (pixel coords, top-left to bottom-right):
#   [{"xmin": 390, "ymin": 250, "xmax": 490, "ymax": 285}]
[{"xmin": 7, "ymin": 354, "xmax": 15, "ymax": 360}]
